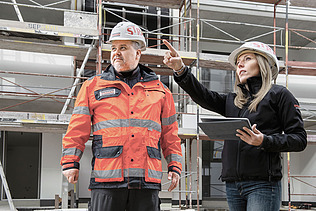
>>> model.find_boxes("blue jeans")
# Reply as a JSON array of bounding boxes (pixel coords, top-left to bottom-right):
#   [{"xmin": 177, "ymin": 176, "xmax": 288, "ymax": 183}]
[{"xmin": 226, "ymin": 180, "xmax": 281, "ymax": 211}]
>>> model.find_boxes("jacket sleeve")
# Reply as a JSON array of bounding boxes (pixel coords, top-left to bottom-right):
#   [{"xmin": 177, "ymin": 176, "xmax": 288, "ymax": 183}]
[
  {"xmin": 60, "ymin": 81, "xmax": 92, "ymax": 171},
  {"xmin": 174, "ymin": 67, "xmax": 227, "ymax": 116},
  {"xmin": 160, "ymin": 86, "xmax": 182, "ymax": 176},
  {"xmin": 260, "ymin": 87, "xmax": 307, "ymax": 152}
]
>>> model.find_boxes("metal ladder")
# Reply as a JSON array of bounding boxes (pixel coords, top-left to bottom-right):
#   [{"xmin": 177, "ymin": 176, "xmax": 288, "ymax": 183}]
[{"xmin": 0, "ymin": 161, "xmax": 16, "ymax": 211}]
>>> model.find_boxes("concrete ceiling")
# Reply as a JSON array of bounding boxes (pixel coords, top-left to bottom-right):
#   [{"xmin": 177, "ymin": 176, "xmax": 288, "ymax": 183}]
[
  {"xmin": 190, "ymin": 0, "xmax": 316, "ymax": 50},
  {"xmin": 0, "ymin": 0, "xmax": 69, "ymax": 25},
  {"xmin": 197, "ymin": 10, "xmax": 316, "ymax": 47}
]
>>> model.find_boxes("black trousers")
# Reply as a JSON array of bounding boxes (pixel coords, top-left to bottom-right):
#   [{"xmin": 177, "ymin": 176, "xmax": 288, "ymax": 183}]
[{"xmin": 89, "ymin": 188, "xmax": 161, "ymax": 211}]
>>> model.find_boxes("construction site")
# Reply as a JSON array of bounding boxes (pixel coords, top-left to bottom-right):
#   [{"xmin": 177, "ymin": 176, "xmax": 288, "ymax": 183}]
[{"xmin": 0, "ymin": 0, "xmax": 315, "ymax": 210}]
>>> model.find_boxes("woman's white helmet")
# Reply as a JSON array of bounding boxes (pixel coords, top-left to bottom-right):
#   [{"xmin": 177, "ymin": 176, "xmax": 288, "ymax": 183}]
[
  {"xmin": 107, "ymin": 21, "xmax": 146, "ymax": 51},
  {"xmin": 228, "ymin": 41, "xmax": 279, "ymax": 80}
]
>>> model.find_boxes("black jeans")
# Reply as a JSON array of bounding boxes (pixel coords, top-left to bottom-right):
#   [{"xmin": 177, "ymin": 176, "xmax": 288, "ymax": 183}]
[{"xmin": 89, "ymin": 188, "xmax": 161, "ymax": 211}]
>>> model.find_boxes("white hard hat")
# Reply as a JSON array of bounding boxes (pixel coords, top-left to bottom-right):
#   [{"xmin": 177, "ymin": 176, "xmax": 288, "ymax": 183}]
[
  {"xmin": 107, "ymin": 22, "xmax": 146, "ymax": 51},
  {"xmin": 228, "ymin": 41, "xmax": 279, "ymax": 80}
]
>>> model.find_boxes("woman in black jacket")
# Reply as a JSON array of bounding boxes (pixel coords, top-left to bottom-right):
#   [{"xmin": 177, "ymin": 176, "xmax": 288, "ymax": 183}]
[{"xmin": 163, "ymin": 40, "xmax": 307, "ymax": 211}]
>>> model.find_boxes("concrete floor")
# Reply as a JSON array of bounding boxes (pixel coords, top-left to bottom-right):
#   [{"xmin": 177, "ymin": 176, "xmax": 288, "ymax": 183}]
[{"xmin": 0, "ymin": 200, "xmax": 315, "ymax": 211}]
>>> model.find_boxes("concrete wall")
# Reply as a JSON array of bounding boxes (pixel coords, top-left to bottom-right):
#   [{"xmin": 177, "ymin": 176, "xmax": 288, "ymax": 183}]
[
  {"xmin": 0, "ymin": 49, "xmax": 74, "ymax": 95},
  {"xmin": 282, "ymin": 144, "xmax": 316, "ymax": 202},
  {"xmin": 276, "ymin": 74, "xmax": 316, "ymax": 101},
  {"xmin": 0, "ymin": 49, "xmax": 75, "ymax": 113},
  {"xmin": 40, "ymin": 133, "xmax": 63, "ymax": 199},
  {"xmin": 78, "ymin": 141, "xmax": 92, "ymax": 198}
]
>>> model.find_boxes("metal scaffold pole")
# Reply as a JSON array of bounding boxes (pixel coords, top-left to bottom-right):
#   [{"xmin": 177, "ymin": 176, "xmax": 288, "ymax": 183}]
[
  {"xmin": 196, "ymin": 0, "xmax": 200, "ymax": 210},
  {"xmin": 0, "ymin": 161, "xmax": 16, "ymax": 211},
  {"xmin": 285, "ymin": 0, "xmax": 291, "ymax": 210},
  {"xmin": 97, "ymin": 0, "xmax": 102, "ymax": 75},
  {"xmin": 11, "ymin": 0, "xmax": 24, "ymax": 22},
  {"xmin": 273, "ymin": 0, "xmax": 282, "ymax": 54},
  {"xmin": 60, "ymin": 41, "xmax": 95, "ymax": 114}
]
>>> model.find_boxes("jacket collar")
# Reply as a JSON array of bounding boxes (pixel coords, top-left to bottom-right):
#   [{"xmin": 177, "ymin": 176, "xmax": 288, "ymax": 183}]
[
  {"xmin": 237, "ymin": 76, "xmax": 262, "ymax": 96},
  {"xmin": 115, "ymin": 66, "xmax": 140, "ymax": 80},
  {"xmin": 101, "ymin": 64, "xmax": 158, "ymax": 82}
]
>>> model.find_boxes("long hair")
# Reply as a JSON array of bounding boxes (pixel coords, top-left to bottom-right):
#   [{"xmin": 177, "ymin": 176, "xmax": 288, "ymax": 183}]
[{"xmin": 234, "ymin": 54, "xmax": 272, "ymax": 112}]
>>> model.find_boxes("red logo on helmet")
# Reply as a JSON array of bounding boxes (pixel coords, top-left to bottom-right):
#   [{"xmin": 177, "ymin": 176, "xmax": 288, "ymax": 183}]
[
  {"xmin": 250, "ymin": 42, "xmax": 275, "ymax": 55},
  {"xmin": 126, "ymin": 26, "xmax": 143, "ymax": 36}
]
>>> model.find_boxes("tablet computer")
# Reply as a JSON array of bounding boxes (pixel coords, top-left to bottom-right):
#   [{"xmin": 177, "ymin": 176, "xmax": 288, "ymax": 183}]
[{"xmin": 198, "ymin": 117, "xmax": 252, "ymax": 140}]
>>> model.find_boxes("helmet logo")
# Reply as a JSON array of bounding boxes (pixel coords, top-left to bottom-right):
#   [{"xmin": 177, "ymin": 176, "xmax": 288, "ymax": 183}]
[
  {"xmin": 250, "ymin": 42, "xmax": 275, "ymax": 55},
  {"xmin": 126, "ymin": 26, "xmax": 143, "ymax": 36}
]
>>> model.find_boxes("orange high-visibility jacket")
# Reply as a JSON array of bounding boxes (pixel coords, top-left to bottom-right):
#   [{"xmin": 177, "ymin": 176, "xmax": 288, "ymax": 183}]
[{"xmin": 61, "ymin": 64, "xmax": 182, "ymax": 185}]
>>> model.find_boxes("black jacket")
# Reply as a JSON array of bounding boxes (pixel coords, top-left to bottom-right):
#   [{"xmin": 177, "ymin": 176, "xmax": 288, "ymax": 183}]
[{"xmin": 174, "ymin": 67, "xmax": 307, "ymax": 182}]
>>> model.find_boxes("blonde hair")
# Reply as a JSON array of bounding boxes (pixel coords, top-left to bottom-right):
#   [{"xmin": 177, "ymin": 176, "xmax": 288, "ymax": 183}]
[{"xmin": 234, "ymin": 54, "xmax": 272, "ymax": 112}]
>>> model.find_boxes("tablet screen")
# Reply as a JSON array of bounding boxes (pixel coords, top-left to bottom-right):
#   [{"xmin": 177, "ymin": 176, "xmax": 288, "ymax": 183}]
[{"xmin": 199, "ymin": 117, "xmax": 252, "ymax": 140}]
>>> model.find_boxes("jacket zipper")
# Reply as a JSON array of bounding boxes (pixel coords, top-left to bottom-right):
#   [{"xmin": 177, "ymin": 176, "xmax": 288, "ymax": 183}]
[
  {"xmin": 268, "ymin": 153, "xmax": 272, "ymax": 181},
  {"xmin": 236, "ymin": 139, "xmax": 241, "ymax": 180},
  {"xmin": 236, "ymin": 102, "xmax": 250, "ymax": 180}
]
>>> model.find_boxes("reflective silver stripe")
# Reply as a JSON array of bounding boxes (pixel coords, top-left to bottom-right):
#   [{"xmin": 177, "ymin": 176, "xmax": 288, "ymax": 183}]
[
  {"xmin": 161, "ymin": 114, "xmax": 177, "ymax": 126},
  {"xmin": 91, "ymin": 168, "xmax": 162, "ymax": 180},
  {"xmin": 123, "ymin": 168, "xmax": 145, "ymax": 177},
  {"xmin": 72, "ymin": 106, "xmax": 91, "ymax": 116},
  {"xmin": 165, "ymin": 153, "xmax": 182, "ymax": 163},
  {"xmin": 93, "ymin": 118, "xmax": 161, "ymax": 132},
  {"xmin": 62, "ymin": 147, "xmax": 83, "ymax": 159},
  {"xmin": 148, "ymin": 169, "xmax": 163, "ymax": 180},
  {"xmin": 91, "ymin": 169, "xmax": 122, "ymax": 179},
  {"xmin": 130, "ymin": 119, "xmax": 161, "ymax": 132},
  {"xmin": 93, "ymin": 119, "xmax": 128, "ymax": 131}
]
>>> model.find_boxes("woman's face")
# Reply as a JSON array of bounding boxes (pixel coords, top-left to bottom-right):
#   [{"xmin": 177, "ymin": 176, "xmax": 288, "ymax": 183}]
[{"xmin": 236, "ymin": 52, "xmax": 260, "ymax": 84}]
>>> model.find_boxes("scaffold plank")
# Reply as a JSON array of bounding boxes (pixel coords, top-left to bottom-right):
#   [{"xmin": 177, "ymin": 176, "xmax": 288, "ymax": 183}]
[
  {"xmin": 1, "ymin": 36, "xmax": 315, "ymax": 75},
  {"xmin": 0, "ymin": 38, "xmax": 98, "ymax": 60},
  {"xmin": 0, "ymin": 19, "xmax": 98, "ymax": 39},
  {"xmin": 0, "ymin": 111, "xmax": 71, "ymax": 124}
]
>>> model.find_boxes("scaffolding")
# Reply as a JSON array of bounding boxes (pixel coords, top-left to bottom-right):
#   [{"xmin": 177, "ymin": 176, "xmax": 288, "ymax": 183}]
[{"xmin": 0, "ymin": 0, "xmax": 316, "ymax": 210}]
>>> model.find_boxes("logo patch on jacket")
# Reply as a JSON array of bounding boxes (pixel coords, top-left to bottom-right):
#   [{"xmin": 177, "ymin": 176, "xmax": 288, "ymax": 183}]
[{"xmin": 95, "ymin": 87, "xmax": 121, "ymax": 100}]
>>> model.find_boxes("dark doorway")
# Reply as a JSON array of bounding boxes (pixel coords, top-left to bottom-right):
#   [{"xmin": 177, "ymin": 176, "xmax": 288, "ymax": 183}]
[{"xmin": 4, "ymin": 131, "xmax": 41, "ymax": 199}]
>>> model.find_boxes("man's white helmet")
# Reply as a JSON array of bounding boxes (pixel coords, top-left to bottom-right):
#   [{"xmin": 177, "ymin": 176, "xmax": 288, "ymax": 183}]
[
  {"xmin": 228, "ymin": 41, "xmax": 279, "ymax": 80},
  {"xmin": 107, "ymin": 21, "xmax": 146, "ymax": 51}
]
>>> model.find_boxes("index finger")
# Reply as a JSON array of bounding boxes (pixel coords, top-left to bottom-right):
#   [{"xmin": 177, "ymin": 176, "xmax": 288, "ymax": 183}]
[{"xmin": 163, "ymin": 39, "xmax": 179, "ymax": 56}]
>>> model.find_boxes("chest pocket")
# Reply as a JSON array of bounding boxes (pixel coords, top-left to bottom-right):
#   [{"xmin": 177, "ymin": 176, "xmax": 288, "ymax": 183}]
[
  {"xmin": 144, "ymin": 88, "xmax": 165, "ymax": 104},
  {"xmin": 94, "ymin": 87, "xmax": 121, "ymax": 101}
]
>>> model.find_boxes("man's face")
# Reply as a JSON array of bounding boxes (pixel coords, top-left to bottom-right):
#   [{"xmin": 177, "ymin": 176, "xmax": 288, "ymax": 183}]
[{"xmin": 111, "ymin": 40, "xmax": 141, "ymax": 72}]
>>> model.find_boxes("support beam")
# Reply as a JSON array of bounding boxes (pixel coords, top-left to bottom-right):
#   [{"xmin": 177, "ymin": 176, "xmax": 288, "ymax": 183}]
[{"xmin": 60, "ymin": 41, "xmax": 96, "ymax": 114}]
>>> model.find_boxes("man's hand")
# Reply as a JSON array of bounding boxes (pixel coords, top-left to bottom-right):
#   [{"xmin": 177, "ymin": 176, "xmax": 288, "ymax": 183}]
[
  {"xmin": 163, "ymin": 40, "xmax": 184, "ymax": 72},
  {"xmin": 168, "ymin": 171, "xmax": 180, "ymax": 192},
  {"xmin": 62, "ymin": 169, "xmax": 79, "ymax": 184}
]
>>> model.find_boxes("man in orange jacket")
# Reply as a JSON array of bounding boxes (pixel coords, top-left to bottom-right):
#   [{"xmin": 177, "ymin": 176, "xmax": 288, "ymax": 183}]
[{"xmin": 60, "ymin": 21, "xmax": 182, "ymax": 211}]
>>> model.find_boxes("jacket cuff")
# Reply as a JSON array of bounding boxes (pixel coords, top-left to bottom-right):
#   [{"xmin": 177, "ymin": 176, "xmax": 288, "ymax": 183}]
[
  {"xmin": 168, "ymin": 165, "xmax": 181, "ymax": 176},
  {"xmin": 173, "ymin": 66, "xmax": 189, "ymax": 82},
  {"xmin": 62, "ymin": 162, "xmax": 80, "ymax": 171},
  {"xmin": 258, "ymin": 134, "xmax": 271, "ymax": 150}
]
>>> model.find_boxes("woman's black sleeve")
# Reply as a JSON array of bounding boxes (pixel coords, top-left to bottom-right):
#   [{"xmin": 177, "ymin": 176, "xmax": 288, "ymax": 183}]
[{"xmin": 174, "ymin": 67, "xmax": 227, "ymax": 116}]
